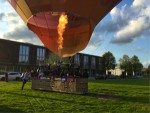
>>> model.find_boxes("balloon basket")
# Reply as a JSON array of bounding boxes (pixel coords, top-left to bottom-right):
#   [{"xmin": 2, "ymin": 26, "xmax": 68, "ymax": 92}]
[{"xmin": 31, "ymin": 77, "xmax": 88, "ymax": 94}]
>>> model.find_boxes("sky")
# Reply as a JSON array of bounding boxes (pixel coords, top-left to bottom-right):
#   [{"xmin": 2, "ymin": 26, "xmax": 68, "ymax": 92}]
[{"xmin": 0, "ymin": 0, "xmax": 150, "ymax": 67}]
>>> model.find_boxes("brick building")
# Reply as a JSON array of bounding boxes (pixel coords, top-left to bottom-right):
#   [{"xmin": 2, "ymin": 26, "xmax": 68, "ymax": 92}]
[{"xmin": 0, "ymin": 39, "xmax": 102, "ymax": 77}]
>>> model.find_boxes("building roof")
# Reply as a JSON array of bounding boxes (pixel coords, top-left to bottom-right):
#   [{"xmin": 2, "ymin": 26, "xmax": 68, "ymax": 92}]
[{"xmin": 0, "ymin": 38, "xmax": 45, "ymax": 47}]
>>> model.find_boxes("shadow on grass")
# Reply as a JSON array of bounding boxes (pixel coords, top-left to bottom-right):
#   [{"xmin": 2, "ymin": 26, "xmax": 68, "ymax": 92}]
[
  {"xmin": 43, "ymin": 91, "xmax": 150, "ymax": 104},
  {"xmin": 0, "ymin": 90, "xmax": 149, "ymax": 105},
  {"xmin": 0, "ymin": 90, "xmax": 93, "ymax": 106},
  {"xmin": 84, "ymin": 93, "xmax": 150, "ymax": 104},
  {"xmin": 0, "ymin": 105, "xmax": 26, "ymax": 113}
]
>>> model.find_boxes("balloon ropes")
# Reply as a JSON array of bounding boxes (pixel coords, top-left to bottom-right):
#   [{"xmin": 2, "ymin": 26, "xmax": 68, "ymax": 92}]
[{"xmin": 8, "ymin": 0, "xmax": 121, "ymax": 58}]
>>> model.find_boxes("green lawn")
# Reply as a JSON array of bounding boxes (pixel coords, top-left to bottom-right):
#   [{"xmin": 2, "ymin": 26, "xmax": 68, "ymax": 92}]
[{"xmin": 0, "ymin": 78, "xmax": 149, "ymax": 113}]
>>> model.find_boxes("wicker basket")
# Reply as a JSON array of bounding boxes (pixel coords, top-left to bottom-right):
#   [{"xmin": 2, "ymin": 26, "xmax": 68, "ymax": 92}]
[{"xmin": 32, "ymin": 78, "xmax": 88, "ymax": 94}]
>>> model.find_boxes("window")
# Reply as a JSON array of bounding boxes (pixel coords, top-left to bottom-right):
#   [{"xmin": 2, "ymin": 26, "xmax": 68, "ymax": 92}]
[
  {"xmin": 74, "ymin": 54, "xmax": 80, "ymax": 65},
  {"xmin": 37, "ymin": 48, "xmax": 45, "ymax": 65},
  {"xmin": 19, "ymin": 45, "xmax": 29, "ymax": 64},
  {"xmin": 91, "ymin": 57, "xmax": 96, "ymax": 69},
  {"xmin": 83, "ymin": 56, "xmax": 89, "ymax": 69}
]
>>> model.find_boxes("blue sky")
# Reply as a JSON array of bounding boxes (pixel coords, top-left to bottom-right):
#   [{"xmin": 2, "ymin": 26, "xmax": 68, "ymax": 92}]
[{"xmin": 0, "ymin": 0, "xmax": 150, "ymax": 67}]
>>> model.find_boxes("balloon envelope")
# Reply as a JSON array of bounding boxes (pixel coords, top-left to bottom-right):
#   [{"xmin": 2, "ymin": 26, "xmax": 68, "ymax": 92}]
[{"xmin": 8, "ymin": 0, "xmax": 121, "ymax": 57}]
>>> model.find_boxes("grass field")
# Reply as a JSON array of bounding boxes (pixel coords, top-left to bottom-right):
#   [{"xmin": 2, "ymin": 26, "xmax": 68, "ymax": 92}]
[{"xmin": 0, "ymin": 78, "xmax": 149, "ymax": 113}]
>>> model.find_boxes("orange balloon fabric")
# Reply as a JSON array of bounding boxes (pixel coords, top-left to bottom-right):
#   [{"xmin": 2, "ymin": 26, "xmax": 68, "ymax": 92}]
[{"xmin": 8, "ymin": 0, "xmax": 121, "ymax": 57}]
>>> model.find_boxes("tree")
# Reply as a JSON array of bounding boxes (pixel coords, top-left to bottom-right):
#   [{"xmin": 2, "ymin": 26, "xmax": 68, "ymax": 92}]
[
  {"xmin": 101, "ymin": 51, "xmax": 116, "ymax": 75},
  {"xmin": 45, "ymin": 53, "xmax": 59, "ymax": 65},
  {"xmin": 45, "ymin": 53, "xmax": 74, "ymax": 77},
  {"xmin": 45, "ymin": 53, "xmax": 71, "ymax": 66},
  {"xmin": 119, "ymin": 55, "xmax": 131, "ymax": 77},
  {"xmin": 130, "ymin": 55, "xmax": 143, "ymax": 76},
  {"xmin": 145, "ymin": 64, "xmax": 150, "ymax": 76},
  {"xmin": 147, "ymin": 65, "xmax": 150, "ymax": 72}
]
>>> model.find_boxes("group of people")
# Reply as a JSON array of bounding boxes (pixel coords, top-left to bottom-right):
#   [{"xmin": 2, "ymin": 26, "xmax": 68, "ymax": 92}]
[
  {"xmin": 49, "ymin": 64, "xmax": 89, "ymax": 79},
  {"xmin": 21, "ymin": 62, "xmax": 89, "ymax": 90}
]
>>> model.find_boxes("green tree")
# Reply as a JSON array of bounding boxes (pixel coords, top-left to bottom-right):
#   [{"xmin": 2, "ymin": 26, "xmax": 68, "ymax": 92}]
[
  {"xmin": 147, "ymin": 65, "xmax": 150, "ymax": 71},
  {"xmin": 102, "ymin": 51, "xmax": 116, "ymax": 75},
  {"xmin": 130, "ymin": 55, "xmax": 143, "ymax": 76},
  {"xmin": 45, "ymin": 53, "xmax": 71, "ymax": 66},
  {"xmin": 45, "ymin": 53, "xmax": 59, "ymax": 65},
  {"xmin": 119, "ymin": 55, "xmax": 131, "ymax": 77},
  {"xmin": 145, "ymin": 64, "xmax": 150, "ymax": 76}
]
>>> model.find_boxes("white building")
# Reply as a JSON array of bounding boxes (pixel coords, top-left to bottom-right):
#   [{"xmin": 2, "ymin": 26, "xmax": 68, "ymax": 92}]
[{"xmin": 106, "ymin": 65, "xmax": 124, "ymax": 76}]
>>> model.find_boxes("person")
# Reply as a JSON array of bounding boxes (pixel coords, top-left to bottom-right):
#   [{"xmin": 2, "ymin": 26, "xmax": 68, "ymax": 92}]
[
  {"xmin": 75, "ymin": 67, "xmax": 81, "ymax": 77},
  {"xmin": 43, "ymin": 64, "xmax": 49, "ymax": 77},
  {"xmin": 82, "ymin": 70, "xmax": 89, "ymax": 78},
  {"xmin": 5, "ymin": 72, "xmax": 8, "ymax": 82},
  {"xmin": 21, "ymin": 69, "xmax": 30, "ymax": 91}
]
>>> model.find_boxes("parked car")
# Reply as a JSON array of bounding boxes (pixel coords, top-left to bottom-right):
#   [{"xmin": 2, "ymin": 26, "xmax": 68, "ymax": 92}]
[
  {"xmin": 132, "ymin": 75, "xmax": 144, "ymax": 79},
  {"xmin": 108, "ymin": 75, "xmax": 120, "ymax": 79},
  {"xmin": 0, "ymin": 72, "xmax": 6, "ymax": 80},
  {"xmin": 0, "ymin": 72, "xmax": 21, "ymax": 81}
]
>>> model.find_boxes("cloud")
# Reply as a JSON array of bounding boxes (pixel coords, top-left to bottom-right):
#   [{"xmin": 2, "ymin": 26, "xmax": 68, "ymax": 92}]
[
  {"xmin": 0, "ymin": 1, "xmax": 43, "ymax": 45},
  {"xmin": 0, "ymin": 11, "xmax": 20, "ymax": 25},
  {"xmin": 5, "ymin": 12, "xmax": 19, "ymax": 25},
  {"xmin": 110, "ymin": 0, "xmax": 150, "ymax": 44},
  {"xmin": 1, "ymin": 10, "xmax": 43, "ymax": 45},
  {"xmin": 87, "ymin": 33, "xmax": 105, "ymax": 49},
  {"xmin": 132, "ymin": 0, "xmax": 147, "ymax": 8},
  {"xmin": 86, "ymin": 0, "xmax": 150, "ymax": 48},
  {"xmin": 4, "ymin": 25, "xmax": 34, "ymax": 40},
  {"xmin": 0, "ymin": 13, "xmax": 5, "ymax": 20},
  {"xmin": 129, "ymin": 46, "xmax": 144, "ymax": 52},
  {"xmin": 3, "ymin": 24, "xmax": 43, "ymax": 45},
  {"xmin": 94, "ymin": 5, "xmax": 129, "ymax": 34},
  {"xmin": 111, "ymin": 17, "xmax": 150, "ymax": 44},
  {"xmin": 143, "ymin": 60, "xmax": 150, "ymax": 68},
  {"xmin": 87, "ymin": 5, "xmax": 128, "ymax": 49}
]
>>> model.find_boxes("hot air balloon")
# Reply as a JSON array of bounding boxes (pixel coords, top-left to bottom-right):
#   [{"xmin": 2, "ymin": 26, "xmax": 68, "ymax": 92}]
[{"xmin": 8, "ymin": 0, "xmax": 121, "ymax": 58}]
